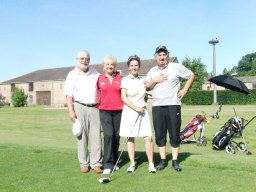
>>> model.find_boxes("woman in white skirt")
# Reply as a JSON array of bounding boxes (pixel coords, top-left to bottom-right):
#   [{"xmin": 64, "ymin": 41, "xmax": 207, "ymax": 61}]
[{"xmin": 119, "ymin": 55, "xmax": 156, "ymax": 173}]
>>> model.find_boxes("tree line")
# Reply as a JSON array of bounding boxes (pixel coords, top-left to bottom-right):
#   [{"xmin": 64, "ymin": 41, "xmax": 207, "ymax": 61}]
[
  {"xmin": 181, "ymin": 52, "xmax": 256, "ymax": 92},
  {"xmin": 223, "ymin": 52, "xmax": 256, "ymax": 76}
]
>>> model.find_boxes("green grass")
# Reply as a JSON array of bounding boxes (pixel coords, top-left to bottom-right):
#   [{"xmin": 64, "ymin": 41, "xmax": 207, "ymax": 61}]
[{"xmin": 0, "ymin": 105, "xmax": 256, "ymax": 192}]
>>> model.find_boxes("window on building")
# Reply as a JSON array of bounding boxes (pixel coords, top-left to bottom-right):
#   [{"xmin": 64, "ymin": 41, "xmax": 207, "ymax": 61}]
[{"xmin": 29, "ymin": 82, "xmax": 34, "ymax": 92}]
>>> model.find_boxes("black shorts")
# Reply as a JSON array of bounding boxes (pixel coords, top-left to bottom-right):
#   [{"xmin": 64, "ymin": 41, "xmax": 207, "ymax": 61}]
[{"xmin": 152, "ymin": 105, "xmax": 181, "ymax": 147}]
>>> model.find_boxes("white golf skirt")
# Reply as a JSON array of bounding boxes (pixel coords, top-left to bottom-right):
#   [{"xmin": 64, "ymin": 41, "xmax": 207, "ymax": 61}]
[{"xmin": 119, "ymin": 107, "xmax": 152, "ymax": 137}]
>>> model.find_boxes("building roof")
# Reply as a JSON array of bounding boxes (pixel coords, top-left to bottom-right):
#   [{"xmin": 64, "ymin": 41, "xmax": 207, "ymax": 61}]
[{"xmin": 1, "ymin": 57, "xmax": 178, "ymax": 84}]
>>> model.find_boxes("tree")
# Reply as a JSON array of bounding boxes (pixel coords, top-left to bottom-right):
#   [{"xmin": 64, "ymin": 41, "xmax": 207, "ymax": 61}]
[
  {"xmin": 11, "ymin": 87, "xmax": 28, "ymax": 107},
  {"xmin": 248, "ymin": 60, "xmax": 256, "ymax": 75},
  {"xmin": 181, "ymin": 57, "xmax": 208, "ymax": 91},
  {"xmin": 223, "ymin": 68, "xmax": 231, "ymax": 75},
  {"xmin": 230, "ymin": 66, "xmax": 238, "ymax": 75},
  {"xmin": 235, "ymin": 52, "xmax": 256, "ymax": 76}
]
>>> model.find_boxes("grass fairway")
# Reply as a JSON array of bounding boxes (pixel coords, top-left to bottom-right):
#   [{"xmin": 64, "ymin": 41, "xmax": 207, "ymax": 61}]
[{"xmin": 0, "ymin": 105, "xmax": 256, "ymax": 192}]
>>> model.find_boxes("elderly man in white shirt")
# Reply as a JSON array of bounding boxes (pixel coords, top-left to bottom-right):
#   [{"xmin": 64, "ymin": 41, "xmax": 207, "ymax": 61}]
[{"xmin": 63, "ymin": 50, "xmax": 102, "ymax": 174}]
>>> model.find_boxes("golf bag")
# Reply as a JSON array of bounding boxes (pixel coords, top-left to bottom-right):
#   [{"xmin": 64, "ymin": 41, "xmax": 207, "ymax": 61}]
[
  {"xmin": 212, "ymin": 117, "xmax": 242, "ymax": 150},
  {"xmin": 212, "ymin": 113, "xmax": 255, "ymax": 154},
  {"xmin": 180, "ymin": 114, "xmax": 206, "ymax": 140},
  {"xmin": 180, "ymin": 104, "xmax": 222, "ymax": 146}
]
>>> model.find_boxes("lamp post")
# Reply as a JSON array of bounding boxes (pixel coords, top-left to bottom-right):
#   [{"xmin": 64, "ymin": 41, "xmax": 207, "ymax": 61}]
[{"xmin": 209, "ymin": 38, "xmax": 219, "ymax": 105}]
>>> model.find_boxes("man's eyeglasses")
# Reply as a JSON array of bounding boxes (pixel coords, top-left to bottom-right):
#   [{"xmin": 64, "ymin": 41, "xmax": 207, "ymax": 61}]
[{"xmin": 79, "ymin": 57, "xmax": 90, "ymax": 61}]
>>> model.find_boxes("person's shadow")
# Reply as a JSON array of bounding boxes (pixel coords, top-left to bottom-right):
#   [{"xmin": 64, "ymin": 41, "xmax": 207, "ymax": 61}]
[
  {"xmin": 117, "ymin": 150, "xmax": 192, "ymax": 170},
  {"xmin": 109, "ymin": 150, "xmax": 194, "ymax": 182}
]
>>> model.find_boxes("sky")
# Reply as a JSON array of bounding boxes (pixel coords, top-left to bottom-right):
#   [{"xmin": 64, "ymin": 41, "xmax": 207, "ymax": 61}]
[{"xmin": 1, "ymin": 0, "xmax": 256, "ymax": 82}]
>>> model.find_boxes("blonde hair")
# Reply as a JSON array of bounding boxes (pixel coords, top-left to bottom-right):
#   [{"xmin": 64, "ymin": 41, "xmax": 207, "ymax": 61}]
[{"xmin": 102, "ymin": 55, "xmax": 117, "ymax": 66}]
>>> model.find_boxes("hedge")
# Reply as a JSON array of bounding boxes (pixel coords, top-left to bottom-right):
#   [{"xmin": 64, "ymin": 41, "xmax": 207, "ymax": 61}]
[{"xmin": 182, "ymin": 89, "xmax": 256, "ymax": 105}]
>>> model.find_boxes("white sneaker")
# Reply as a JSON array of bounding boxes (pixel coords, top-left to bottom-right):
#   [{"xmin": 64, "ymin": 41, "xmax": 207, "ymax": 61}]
[
  {"xmin": 127, "ymin": 163, "xmax": 136, "ymax": 173},
  {"xmin": 103, "ymin": 168, "xmax": 111, "ymax": 175},
  {"xmin": 148, "ymin": 163, "xmax": 156, "ymax": 173}
]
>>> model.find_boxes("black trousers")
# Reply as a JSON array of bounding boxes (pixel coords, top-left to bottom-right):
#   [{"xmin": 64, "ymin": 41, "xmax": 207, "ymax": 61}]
[
  {"xmin": 152, "ymin": 105, "xmax": 181, "ymax": 147},
  {"xmin": 100, "ymin": 110, "xmax": 122, "ymax": 169}
]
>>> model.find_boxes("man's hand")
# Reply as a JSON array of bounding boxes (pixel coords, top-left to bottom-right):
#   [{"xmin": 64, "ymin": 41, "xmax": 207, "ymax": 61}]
[
  {"xmin": 69, "ymin": 111, "xmax": 76, "ymax": 122},
  {"xmin": 154, "ymin": 74, "xmax": 168, "ymax": 83},
  {"xmin": 145, "ymin": 74, "xmax": 168, "ymax": 91},
  {"xmin": 178, "ymin": 74, "xmax": 195, "ymax": 100},
  {"xmin": 66, "ymin": 96, "xmax": 76, "ymax": 122},
  {"xmin": 177, "ymin": 89, "xmax": 188, "ymax": 100}
]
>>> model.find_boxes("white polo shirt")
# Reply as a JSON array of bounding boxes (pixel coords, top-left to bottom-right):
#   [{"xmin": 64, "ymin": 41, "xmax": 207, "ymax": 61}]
[
  {"xmin": 63, "ymin": 66, "xmax": 100, "ymax": 104},
  {"xmin": 146, "ymin": 62, "xmax": 193, "ymax": 106},
  {"xmin": 121, "ymin": 74, "xmax": 146, "ymax": 108}
]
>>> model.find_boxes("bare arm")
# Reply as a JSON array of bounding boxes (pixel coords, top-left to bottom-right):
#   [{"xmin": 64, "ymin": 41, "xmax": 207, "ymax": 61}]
[
  {"xmin": 66, "ymin": 95, "xmax": 76, "ymax": 122},
  {"xmin": 177, "ymin": 73, "xmax": 195, "ymax": 100},
  {"xmin": 121, "ymin": 88, "xmax": 144, "ymax": 113},
  {"xmin": 145, "ymin": 74, "xmax": 167, "ymax": 91}
]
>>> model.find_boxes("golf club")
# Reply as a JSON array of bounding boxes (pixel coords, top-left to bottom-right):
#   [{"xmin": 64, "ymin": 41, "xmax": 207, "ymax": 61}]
[{"xmin": 98, "ymin": 113, "xmax": 142, "ymax": 184}]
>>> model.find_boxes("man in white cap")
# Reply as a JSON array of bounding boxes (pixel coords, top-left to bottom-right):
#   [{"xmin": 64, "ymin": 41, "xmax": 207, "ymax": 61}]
[
  {"xmin": 145, "ymin": 45, "xmax": 195, "ymax": 172},
  {"xmin": 64, "ymin": 50, "xmax": 103, "ymax": 174}
]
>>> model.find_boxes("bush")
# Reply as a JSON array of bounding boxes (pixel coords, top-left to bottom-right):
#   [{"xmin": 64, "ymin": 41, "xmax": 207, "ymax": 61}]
[
  {"xmin": 183, "ymin": 89, "xmax": 256, "ymax": 105},
  {"xmin": 11, "ymin": 87, "xmax": 28, "ymax": 107},
  {"xmin": 182, "ymin": 91, "xmax": 212, "ymax": 105}
]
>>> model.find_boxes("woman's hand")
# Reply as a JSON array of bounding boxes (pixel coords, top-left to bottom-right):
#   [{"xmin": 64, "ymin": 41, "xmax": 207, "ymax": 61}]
[{"xmin": 135, "ymin": 106, "xmax": 145, "ymax": 113}]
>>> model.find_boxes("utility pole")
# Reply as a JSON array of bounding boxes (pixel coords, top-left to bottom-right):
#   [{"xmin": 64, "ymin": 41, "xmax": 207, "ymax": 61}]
[{"xmin": 209, "ymin": 38, "xmax": 219, "ymax": 105}]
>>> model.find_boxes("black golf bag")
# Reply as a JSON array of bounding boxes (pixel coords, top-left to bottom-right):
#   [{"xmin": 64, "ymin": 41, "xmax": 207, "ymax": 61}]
[{"xmin": 212, "ymin": 117, "xmax": 243, "ymax": 150}]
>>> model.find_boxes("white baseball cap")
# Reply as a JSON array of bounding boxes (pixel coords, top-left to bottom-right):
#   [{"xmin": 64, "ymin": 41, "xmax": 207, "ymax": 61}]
[{"xmin": 72, "ymin": 119, "xmax": 82, "ymax": 137}]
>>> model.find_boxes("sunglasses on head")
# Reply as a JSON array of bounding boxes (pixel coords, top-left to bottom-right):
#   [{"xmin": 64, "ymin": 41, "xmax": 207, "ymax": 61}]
[{"xmin": 128, "ymin": 55, "xmax": 140, "ymax": 62}]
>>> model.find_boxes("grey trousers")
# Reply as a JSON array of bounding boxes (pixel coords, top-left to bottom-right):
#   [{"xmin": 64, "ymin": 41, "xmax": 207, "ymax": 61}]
[{"xmin": 74, "ymin": 102, "xmax": 102, "ymax": 169}]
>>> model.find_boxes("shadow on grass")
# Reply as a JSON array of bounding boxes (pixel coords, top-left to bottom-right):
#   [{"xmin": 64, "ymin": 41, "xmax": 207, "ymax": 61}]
[
  {"xmin": 117, "ymin": 151, "xmax": 159, "ymax": 170},
  {"xmin": 116, "ymin": 150, "xmax": 194, "ymax": 169},
  {"xmin": 106, "ymin": 150, "xmax": 196, "ymax": 182}
]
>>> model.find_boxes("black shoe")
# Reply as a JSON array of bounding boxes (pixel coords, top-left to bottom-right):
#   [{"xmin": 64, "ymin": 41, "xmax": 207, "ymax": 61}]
[
  {"xmin": 156, "ymin": 159, "xmax": 167, "ymax": 171},
  {"xmin": 172, "ymin": 160, "xmax": 182, "ymax": 172}
]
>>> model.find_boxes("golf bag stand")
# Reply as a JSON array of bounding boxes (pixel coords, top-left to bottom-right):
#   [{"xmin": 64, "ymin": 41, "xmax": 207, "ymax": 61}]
[
  {"xmin": 212, "ymin": 108, "xmax": 255, "ymax": 155},
  {"xmin": 180, "ymin": 104, "xmax": 222, "ymax": 146},
  {"xmin": 180, "ymin": 114, "xmax": 207, "ymax": 146},
  {"xmin": 225, "ymin": 115, "xmax": 256, "ymax": 155}
]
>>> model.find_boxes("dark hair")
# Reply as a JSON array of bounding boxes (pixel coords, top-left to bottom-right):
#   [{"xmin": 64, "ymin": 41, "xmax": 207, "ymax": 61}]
[{"xmin": 127, "ymin": 55, "xmax": 141, "ymax": 67}]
